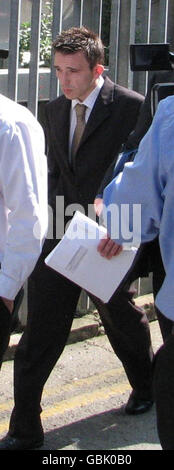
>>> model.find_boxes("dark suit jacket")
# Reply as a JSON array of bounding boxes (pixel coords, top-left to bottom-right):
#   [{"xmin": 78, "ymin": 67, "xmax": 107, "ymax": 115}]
[{"xmin": 44, "ymin": 76, "xmax": 144, "ymax": 248}]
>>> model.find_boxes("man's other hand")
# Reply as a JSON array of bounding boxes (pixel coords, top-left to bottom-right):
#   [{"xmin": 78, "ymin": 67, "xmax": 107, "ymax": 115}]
[
  {"xmin": 97, "ymin": 235, "xmax": 123, "ymax": 259},
  {"xmin": 1, "ymin": 297, "xmax": 14, "ymax": 313}
]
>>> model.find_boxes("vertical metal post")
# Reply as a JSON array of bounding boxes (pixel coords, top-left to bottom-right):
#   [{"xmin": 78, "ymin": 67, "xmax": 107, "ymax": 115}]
[
  {"xmin": 143, "ymin": 0, "xmax": 152, "ymax": 94},
  {"xmin": 8, "ymin": 0, "xmax": 21, "ymax": 101},
  {"xmin": 49, "ymin": 0, "xmax": 63, "ymax": 101},
  {"xmin": 80, "ymin": 0, "xmax": 102, "ymax": 34},
  {"xmin": 72, "ymin": 0, "xmax": 81, "ymax": 26},
  {"xmin": 28, "ymin": 0, "xmax": 42, "ymax": 116},
  {"xmin": 159, "ymin": 0, "xmax": 169, "ymax": 41},
  {"xmin": 91, "ymin": 0, "xmax": 103, "ymax": 35},
  {"xmin": 80, "ymin": 0, "xmax": 84, "ymax": 27},
  {"xmin": 108, "ymin": 0, "xmax": 121, "ymax": 82},
  {"xmin": 98, "ymin": 0, "xmax": 103, "ymax": 37},
  {"xmin": 127, "ymin": 0, "xmax": 137, "ymax": 89},
  {"xmin": 134, "ymin": 0, "xmax": 152, "ymax": 95},
  {"xmin": 166, "ymin": 0, "xmax": 174, "ymax": 49}
]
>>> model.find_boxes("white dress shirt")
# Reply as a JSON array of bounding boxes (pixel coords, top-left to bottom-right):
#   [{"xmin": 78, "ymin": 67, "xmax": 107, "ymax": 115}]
[
  {"xmin": 69, "ymin": 75, "xmax": 104, "ymax": 156},
  {"xmin": 103, "ymin": 95, "xmax": 174, "ymax": 321},
  {"xmin": 0, "ymin": 94, "xmax": 48, "ymax": 299}
]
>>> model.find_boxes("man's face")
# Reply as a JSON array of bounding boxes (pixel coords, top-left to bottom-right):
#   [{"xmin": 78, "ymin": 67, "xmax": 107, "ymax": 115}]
[{"xmin": 54, "ymin": 51, "xmax": 103, "ymax": 101}]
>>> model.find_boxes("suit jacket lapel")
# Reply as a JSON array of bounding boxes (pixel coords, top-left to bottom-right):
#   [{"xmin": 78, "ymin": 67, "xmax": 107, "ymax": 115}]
[
  {"xmin": 80, "ymin": 76, "xmax": 116, "ymax": 145},
  {"xmin": 54, "ymin": 99, "xmax": 71, "ymax": 166}
]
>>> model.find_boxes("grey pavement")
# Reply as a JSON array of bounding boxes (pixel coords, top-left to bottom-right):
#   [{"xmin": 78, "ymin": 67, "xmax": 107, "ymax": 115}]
[{"xmin": 0, "ymin": 296, "xmax": 164, "ymax": 454}]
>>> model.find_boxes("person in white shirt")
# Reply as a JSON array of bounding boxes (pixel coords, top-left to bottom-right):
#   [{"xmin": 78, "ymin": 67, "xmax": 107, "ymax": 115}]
[{"xmin": 0, "ymin": 93, "xmax": 48, "ymax": 364}]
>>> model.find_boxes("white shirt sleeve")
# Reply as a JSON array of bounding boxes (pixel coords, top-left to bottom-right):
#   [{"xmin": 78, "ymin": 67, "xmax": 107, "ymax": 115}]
[{"xmin": 0, "ymin": 105, "xmax": 48, "ymax": 299}]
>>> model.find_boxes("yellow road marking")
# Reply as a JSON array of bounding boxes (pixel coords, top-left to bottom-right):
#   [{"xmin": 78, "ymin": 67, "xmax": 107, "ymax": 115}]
[
  {"xmin": 0, "ymin": 381, "xmax": 130, "ymax": 435},
  {"xmin": 43, "ymin": 367, "xmax": 125, "ymax": 396},
  {"xmin": 0, "ymin": 367, "xmax": 125, "ymax": 412},
  {"xmin": 42, "ymin": 382, "xmax": 131, "ymax": 419}
]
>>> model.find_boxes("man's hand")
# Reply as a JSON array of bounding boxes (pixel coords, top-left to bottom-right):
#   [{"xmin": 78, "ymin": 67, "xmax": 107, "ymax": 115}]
[
  {"xmin": 1, "ymin": 297, "xmax": 14, "ymax": 313},
  {"xmin": 97, "ymin": 235, "xmax": 123, "ymax": 259},
  {"xmin": 94, "ymin": 197, "xmax": 103, "ymax": 217},
  {"xmin": 94, "ymin": 198, "xmax": 123, "ymax": 259}
]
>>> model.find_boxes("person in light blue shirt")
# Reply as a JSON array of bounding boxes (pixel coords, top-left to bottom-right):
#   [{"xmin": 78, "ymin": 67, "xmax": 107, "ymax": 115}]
[{"xmin": 98, "ymin": 94, "xmax": 174, "ymax": 450}]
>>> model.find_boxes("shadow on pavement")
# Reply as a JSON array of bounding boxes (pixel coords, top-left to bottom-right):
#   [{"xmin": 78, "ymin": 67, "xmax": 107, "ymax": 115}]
[{"xmin": 41, "ymin": 404, "xmax": 160, "ymax": 451}]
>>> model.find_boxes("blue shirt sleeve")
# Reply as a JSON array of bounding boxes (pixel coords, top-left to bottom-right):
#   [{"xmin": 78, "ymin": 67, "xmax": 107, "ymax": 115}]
[{"xmin": 103, "ymin": 95, "xmax": 174, "ymax": 321}]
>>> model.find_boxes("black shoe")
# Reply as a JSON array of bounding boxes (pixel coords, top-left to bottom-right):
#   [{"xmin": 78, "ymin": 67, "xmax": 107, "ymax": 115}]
[
  {"xmin": 0, "ymin": 434, "xmax": 44, "ymax": 450},
  {"xmin": 125, "ymin": 392, "xmax": 153, "ymax": 415}
]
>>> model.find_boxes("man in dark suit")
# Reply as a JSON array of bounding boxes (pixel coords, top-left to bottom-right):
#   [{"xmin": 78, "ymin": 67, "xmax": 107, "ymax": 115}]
[{"xmin": 0, "ymin": 27, "xmax": 154, "ymax": 450}]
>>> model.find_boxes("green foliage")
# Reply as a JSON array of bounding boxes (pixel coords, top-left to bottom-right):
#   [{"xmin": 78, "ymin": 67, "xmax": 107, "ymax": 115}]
[
  {"xmin": 39, "ymin": 1, "xmax": 53, "ymax": 66},
  {"xmin": 19, "ymin": 1, "xmax": 53, "ymax": 67},
  {"xmin": 19, "ymin": 21, "xmax": 31, "ymax": 53}
]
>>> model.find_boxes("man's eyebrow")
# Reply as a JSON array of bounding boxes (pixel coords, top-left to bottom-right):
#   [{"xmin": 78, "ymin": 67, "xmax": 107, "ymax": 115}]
[{"xmin": 54, "ymin": 65, "xmax": 80, "ymax": 70}]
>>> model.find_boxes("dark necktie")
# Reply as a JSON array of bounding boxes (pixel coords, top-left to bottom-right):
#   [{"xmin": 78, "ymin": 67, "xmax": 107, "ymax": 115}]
[{"xmin": 71, "ymin": 104, "xmax": 86, "ymax": 165}]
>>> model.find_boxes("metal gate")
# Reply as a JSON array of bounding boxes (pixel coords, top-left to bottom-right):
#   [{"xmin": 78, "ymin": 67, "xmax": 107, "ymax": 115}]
[{"xmin": 1, "ymin": 0, "xmax": 173, "ymax": 114}]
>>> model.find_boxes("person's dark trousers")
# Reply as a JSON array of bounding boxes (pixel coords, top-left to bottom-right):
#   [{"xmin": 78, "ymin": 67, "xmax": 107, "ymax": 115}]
[
  {"xmin": 0, "ymin": 290, "xmax": 25, "ymax": 368},
  {"xmin": 151, "ymin": 240, "xmax": 173, "ymax": 341},
  {"xmin": 146, "ymin": 237, "xmax": 174, "ymax": 449},
  {"xmin": 9, "ymin": 254, "xmax": 81, "ymax": 440},
  {"xmin": 94, "ymin": 284, "xmax": 154, "ymax": 400},
  {"xmin": 0, "ymin": 298, "xmax": 11, "ymax": 368},
  {"xmin": 153, "ymin": 331, "xmax": 174, "ymax": 449},
  {"xmin": 9, "ymin": 252, "xmax": 154, "ymax": 440}
]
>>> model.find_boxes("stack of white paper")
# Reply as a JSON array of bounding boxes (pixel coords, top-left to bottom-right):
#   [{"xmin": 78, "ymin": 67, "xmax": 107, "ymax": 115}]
[{"xmin": 45, "ymin": 211, "xmax": 137, "ymax": 302}]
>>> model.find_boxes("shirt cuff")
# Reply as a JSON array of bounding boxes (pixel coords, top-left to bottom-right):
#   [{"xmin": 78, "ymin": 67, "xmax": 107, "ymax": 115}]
[{"xmin": 0, "ymin": 272, "xmax": 22, "ymax": 300}]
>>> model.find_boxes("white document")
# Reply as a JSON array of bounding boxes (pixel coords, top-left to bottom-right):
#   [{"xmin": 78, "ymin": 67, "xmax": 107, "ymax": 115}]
[{"xmin": 45, "ymin": 211, "xmax": 137, "ymax": 302}]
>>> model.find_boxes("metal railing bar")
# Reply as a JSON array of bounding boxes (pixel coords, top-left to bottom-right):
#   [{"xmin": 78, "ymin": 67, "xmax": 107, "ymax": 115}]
[
  {"xmin": 8, "ymin": 0, "xmax": 21, "ymax": 101},
  {"xmin": 108, "ymin": 0, "xmax": 121, "ymax": 83},
  {"xmin": 49, "ymin": 0, "xmax": 63, "ymax": 101},
  {"xmin": 28, "ymin": 0, "xmax": 42, "ymax": 116}
]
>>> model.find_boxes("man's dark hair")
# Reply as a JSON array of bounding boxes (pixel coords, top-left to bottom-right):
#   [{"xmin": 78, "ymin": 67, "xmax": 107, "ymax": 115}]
[{"xmin": 52, "ymin": 26, "xmax": 105, "ymax": 69}]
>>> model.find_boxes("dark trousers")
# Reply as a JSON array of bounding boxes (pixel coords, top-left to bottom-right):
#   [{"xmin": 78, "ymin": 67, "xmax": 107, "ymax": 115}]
[
  {"xmin": 0, "ymin": 298, "xmax": 11, "ymax": 368},
  {"xmin": 0, "ymin": 289, "xmax": 24, "ymax": 368},
  {"xmin": 147, "ymin": 242, "xmax": 174, "ymax": 450},
  {"xmin": 9, "ymin": 251, "xmax": 154, "ymax": 440},
  {"xmin": 153, "ymin": 332, "xmax": 174, "ymax": 450}
]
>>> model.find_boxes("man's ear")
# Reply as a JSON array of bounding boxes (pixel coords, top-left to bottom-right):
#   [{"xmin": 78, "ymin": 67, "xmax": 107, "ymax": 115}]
[{"xmin": 94, "ymin": 64, "xmax": 104, "ymax": 78}]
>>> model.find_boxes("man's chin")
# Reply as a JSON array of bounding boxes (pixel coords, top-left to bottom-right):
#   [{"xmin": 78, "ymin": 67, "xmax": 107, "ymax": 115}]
[{"xmin": 63, "ymin": 89, "xmax": 75, "ymax": 99}]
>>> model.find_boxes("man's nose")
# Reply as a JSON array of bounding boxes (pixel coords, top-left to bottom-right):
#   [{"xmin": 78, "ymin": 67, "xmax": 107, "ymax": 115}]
[{"xmin": 61, "ymin": 72, "xmax": 70, "ymax": 86}]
